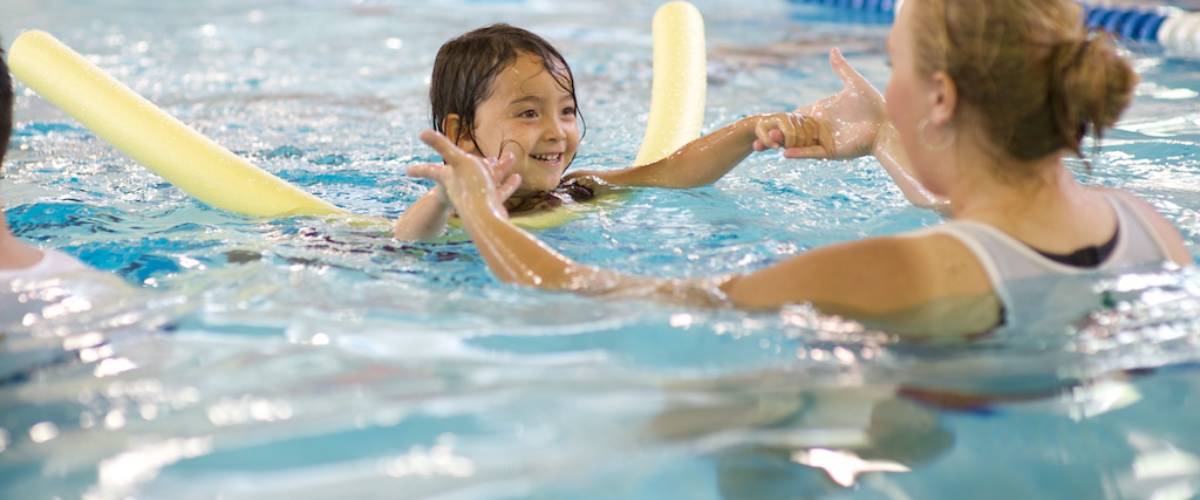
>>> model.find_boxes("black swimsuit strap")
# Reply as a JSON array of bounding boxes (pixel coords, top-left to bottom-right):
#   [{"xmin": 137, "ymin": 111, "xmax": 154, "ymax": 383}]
[{"xmin": 1032, "ymin": 226, "xmax": 1120, "ymax": 269}]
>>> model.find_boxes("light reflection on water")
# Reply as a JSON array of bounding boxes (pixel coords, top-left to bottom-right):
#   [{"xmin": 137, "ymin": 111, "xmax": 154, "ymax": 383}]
[{"xmin": 2, "ymin": 0, "xmax": 1200, "ymax": 498}]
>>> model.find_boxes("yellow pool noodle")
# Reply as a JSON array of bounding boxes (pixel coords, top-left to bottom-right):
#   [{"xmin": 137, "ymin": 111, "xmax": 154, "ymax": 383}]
[
  {"xmin": 8, "ymin": 30, "xmax": 346, "ymax": 219},
  {"xmin": 8, "ymin": 2, "xmax": 705, "ymax": 226},
  {"xmin": 634, "ymin": 1, "xmax": 707, "ymax": 166}
]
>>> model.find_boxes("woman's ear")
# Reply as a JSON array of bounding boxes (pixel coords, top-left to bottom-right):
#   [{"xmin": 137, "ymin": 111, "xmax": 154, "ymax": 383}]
[
  {"xmin": 928, "ymin": 71, "xmax": 958, "ymax": 126},
  {"xmin": 442, "ymin": 114, "xmax": 477, "ymax": 154}
]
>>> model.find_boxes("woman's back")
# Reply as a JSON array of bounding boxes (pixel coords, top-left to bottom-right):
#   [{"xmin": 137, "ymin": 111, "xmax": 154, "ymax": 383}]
[{"xmin": 934, "ymin": 190, "xmax": 1183, "ymax": 331}]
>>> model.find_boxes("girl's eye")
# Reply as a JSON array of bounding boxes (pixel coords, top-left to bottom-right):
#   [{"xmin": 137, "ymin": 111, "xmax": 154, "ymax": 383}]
[
  {"xmin": 518, "ymin": 109, "xmax": 538, "ymax": 119},
  {"xmin": 561, "ymin": 107, "xmax": 577, "ymax": 116}
]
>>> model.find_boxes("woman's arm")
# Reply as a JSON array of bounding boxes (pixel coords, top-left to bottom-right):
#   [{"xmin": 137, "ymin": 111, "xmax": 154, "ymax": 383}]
[
  {"xmin": 718, "ymin": 233, "xmax": 990, "ymax": 316},
  {"xmin": 781, "ymin": 49, "xmax": 948, "ymax": 211},
  {"xmin": 566, "ymin": 112, "xmax": 829, "ymax": 189},
  {"xmin": 870, "ymin": 124, "xmax": 948, "ymax": 210}
]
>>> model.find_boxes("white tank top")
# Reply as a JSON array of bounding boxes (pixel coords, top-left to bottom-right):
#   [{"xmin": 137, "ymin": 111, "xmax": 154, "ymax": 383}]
[
  {"xmin": 0, "ymin": 249, "xmax": 127, "ymax": 381},
  {"xmin": 0, "ymin": 249, "xmax": 129, "ymax": 330},
  {"xmin": 929, "ymin": 193, "xmax": 1174, "ymax": 329},
  {"xmin": 0, "ymin": 249, "xmax": 88, "ymax": 281}
]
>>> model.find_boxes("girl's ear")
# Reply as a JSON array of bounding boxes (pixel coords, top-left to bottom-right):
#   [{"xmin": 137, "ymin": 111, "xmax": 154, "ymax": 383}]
[{"xmin": 442, "ymin": 114, "xmax": 477, "ymax": 154}]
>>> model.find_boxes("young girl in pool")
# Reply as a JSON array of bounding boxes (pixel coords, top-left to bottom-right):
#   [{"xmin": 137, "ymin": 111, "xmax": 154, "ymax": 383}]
[{"xmin": 393, "ymin": 24, "xmax": 830, "ymax": 241}]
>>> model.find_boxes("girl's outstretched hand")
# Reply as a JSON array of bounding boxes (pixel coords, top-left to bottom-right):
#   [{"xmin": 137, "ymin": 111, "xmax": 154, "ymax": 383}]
[
  {"xmin": 752, "ymin": 111, "xmax": 834, "ymax": 155},
  {"xmin": 407, "ymin": 130, "xmax": 522, "ymax": 215},
  {"xmin": 782, "ymin": 48, "xmax": 886, "ymax": 160}
]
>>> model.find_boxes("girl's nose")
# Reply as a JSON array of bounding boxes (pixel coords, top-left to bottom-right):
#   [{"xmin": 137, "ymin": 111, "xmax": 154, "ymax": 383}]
[{"xmin": 542, "ymin": 116, "xmax": 566, "ymax": 142}]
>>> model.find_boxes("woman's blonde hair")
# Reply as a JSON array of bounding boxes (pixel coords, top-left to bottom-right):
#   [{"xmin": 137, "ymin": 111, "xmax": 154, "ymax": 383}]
[{"xmin": 911, "ymin": 0, "xmax": 1136, "ymax": 167}]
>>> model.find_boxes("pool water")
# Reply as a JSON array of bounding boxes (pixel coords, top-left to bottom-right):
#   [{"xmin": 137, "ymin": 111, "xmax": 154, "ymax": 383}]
[{"xmin": 3, "ymin": 1, "xmax": 1200, "ymax": 498}]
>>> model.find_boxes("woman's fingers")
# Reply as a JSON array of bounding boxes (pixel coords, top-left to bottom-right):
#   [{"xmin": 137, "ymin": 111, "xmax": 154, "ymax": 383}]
[
  {"xmin": 830, "ymin": 48, "xmax": 862, "ymax": 90},
  {"xmin": 830, "ymin": 48, "xmax": 881, "ymax": 102},
  {"xmin": 782, "ymin": 145, "xmax": 833, "ymax": 159},
  {"xmin": 769, "ymin": 129, "xmax": 786, "ymax": 148}
]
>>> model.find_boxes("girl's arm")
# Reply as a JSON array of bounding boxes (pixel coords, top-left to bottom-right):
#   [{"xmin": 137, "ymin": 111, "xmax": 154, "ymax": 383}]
[
  {"xmin": 565, "ymin": 112, "xmax": 829, "ymax": 189},
  {"xmin": 393, "ymin": 189, "xmax": 454, "ymax": 241},
  {"xmin": 394, "ymin": 156, "xmax": 523, "ymax": 242},
  {"xmin": 414, "ymin": 130, "xmax": 996, "ymax": 337}
]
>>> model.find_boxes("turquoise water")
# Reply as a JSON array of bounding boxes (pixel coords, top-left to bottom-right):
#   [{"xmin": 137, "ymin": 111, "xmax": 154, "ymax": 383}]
[{"xmin": 3, "ymin": 1, "xmax": 1200, "ymax": 498}]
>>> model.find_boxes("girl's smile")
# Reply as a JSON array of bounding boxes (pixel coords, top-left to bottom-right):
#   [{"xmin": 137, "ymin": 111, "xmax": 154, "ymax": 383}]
[{"xmin": 459, "ymin": 52, "xmax": 581, "ymax": 194}]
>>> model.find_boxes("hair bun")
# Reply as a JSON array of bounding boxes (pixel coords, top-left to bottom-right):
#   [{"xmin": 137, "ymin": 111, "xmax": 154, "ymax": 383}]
[{"xmin": 1049, "ymin": 33, "xmax": 1137, "ymax": 155}]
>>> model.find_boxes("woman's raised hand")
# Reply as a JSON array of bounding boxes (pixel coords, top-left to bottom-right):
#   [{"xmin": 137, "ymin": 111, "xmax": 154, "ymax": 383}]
[{"xmin": 782, "ymin": 48, "xmax": 887, "ymax": 160}]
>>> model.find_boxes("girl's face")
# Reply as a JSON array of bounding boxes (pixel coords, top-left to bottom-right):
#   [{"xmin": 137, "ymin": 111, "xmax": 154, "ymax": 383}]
[{"xmin": 460, "ymin": 52, "xmax": 580, "ymax": 194}]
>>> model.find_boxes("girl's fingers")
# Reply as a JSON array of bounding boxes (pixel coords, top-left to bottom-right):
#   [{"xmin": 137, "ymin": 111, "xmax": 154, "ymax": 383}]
[
  {"xmin": 754, "ymin": 119, "xmax": 778, "ymax": 149},
  {"xmin": 407, "ymin": 163, "xmax": 444, "ymax": 180},
  {"xmin": 485, "ymin": 152, "xmax": 518, "ymax": 181},
  {"xmin": 419, "ymin": 129, "xmax": 473, "ymax": 165},
  {"xmin": 771, "ymin": 128, "xmax": 788, "ymax": 149},
  {"xmin": 497, "ymin": 173, "xmax": 522, "ymax": 201},
  {"xmin": 497, "ymin": 151, "xmax": 517, "ymax": 170},
  {"xmin": 485, "ymin": 159, "xmax": 505, "ymax": 180}
]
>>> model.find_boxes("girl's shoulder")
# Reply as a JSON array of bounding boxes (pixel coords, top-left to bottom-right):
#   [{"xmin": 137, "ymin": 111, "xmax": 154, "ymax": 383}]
[{"xmin": 556, "ymin": 174, "xmax": 619, "ymax": 202}]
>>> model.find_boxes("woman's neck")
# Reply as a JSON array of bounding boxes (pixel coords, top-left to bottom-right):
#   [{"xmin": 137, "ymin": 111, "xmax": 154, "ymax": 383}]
[{"xmin": 944, "ymin": 145, "xmax": 1077, "ymax": 223}]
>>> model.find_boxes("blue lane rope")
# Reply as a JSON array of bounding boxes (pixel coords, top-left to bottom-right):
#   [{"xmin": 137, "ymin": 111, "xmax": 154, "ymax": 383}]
[{"xmin": 789, "ymin": 1, "xmax": 1200, "ymax": 49}]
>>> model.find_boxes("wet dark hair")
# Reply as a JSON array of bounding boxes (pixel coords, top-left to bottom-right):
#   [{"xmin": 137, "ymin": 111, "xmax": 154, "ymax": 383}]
[
  {"xmin": 0, "ymin": 46, "xmax": 12, "ymax": 167},
  {"xmin": 429, "ymin": 24, "xmax": 585, "ymax": 157}
]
